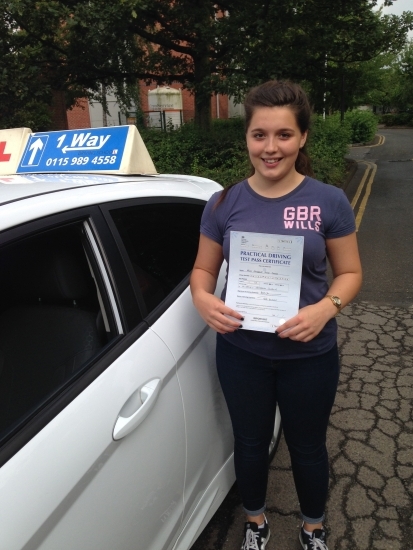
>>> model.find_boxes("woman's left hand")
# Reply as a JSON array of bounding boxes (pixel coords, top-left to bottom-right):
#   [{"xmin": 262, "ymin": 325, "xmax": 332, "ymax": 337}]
[
  {"xmin": 277, "ymin": 233, "xmax": 363, "ymax": 343},
  {"xmin": 276, "ymin": 301, "xmax": 335, "ymax": 342}
]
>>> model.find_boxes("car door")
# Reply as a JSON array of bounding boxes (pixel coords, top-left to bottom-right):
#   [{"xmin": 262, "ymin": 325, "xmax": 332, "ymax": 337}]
[
  {"xmin": 151, "ymin": 264, "xmax": 234, "ymax": 549},
  {"xmin": 102, "ymin": 198, "xmax": 234, "ymax": 548},
  {"xmin": 0, "ymin": 208, "xmax": 186, "ymax": 550}
]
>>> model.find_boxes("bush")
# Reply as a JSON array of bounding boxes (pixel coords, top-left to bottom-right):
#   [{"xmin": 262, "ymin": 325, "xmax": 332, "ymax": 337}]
[
  {"xmin": 344, "ymin": 109, "xmax": 378, "ymax": 143},
  {"xmin": 140, "ymin": 118, "xmax": 249, "ymax": 187},
  {"xmin": 307, "ymin": 114, "xmax": 352, "ymax": 185},
  {"xmin": 379, "ymin": 112, "xmax": 413, "ymax": 127},
  {"xmin": 0, "ymin": 100, "xmax": 52, "ymax": 131},
  {"xmin": 140, "ymin": 113, "xmax": 353, "ymax": 187}
]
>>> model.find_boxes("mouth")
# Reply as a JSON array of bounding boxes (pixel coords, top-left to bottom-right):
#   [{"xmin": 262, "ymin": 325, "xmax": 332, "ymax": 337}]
[{"xmin": 262, "ymin": 158, "xmax": 282, "ymax": 166}]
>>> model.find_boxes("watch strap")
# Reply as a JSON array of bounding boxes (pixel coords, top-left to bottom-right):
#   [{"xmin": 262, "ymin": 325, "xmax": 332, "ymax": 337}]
[{"xmin": 326, "ymin": 295, "xmax": 341, "ymax": 312}]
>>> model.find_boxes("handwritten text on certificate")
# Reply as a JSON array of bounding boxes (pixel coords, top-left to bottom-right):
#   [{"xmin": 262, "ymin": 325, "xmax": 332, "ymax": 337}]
[{"xmin": 225, "ymin": 231, "xmax": 304, "ymax": 333}]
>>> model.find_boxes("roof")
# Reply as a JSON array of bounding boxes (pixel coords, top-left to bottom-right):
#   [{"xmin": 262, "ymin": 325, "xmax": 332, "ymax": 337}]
[
  {"xmin": 0, "ymin": 173, "xmax": 124, "ymax": 206},
  {"xmin": 0, "ymin": 125, "xmax": 222, "ymax": 233},
  {"xmin": 0, "ymin": 173, "xmax": 222, "ymax": 233},
  {"xmin": 0, "ymin": 173, "xmax": 221, "ymax": 206}
]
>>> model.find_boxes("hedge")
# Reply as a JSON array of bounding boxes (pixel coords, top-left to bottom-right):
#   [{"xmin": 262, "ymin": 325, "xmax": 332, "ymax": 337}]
[
  {"xmin": 140, "ymin": 118, "xmax": 250, "ymax": 187},
  {"xmin": 344, "ymin": 110, "xmax": 378, "ymax": 144},
  {"xmin": 307, "ymin": 114, "xmax": 352, "ymax": 185},
  {"xmin": 141, "ymin": 113, "xmax": 357, "ymax": 187},
  {"xmin": 379, "ymin": 112, "xmax": 413, "ymax": 127}
]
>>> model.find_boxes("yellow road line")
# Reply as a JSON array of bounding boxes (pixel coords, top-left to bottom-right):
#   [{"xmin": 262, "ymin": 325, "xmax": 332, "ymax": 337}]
[
  {"xmin": 348, "ymin": 132, "xmax": 383, "ymax": 229},
  {"xmin": 369, "ymin": 134, "xmax": 385, "ymax": 147},
  {"xmin": 351, "ymin": 161, "xmax": 374, "ymax": 209},
  {"xmin": 351, "ymin": 134, "xmax": 385, "ymax": 148},
  {"xmin": 354, "ymin": 162, "xmax": 377, "ymax": 231}
]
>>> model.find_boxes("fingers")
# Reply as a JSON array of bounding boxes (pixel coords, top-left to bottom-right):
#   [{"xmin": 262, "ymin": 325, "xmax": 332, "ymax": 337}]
[
  {"xmin": 210, "ymin": 307, "xmax": 244, "ymax": 334},
  {"xmin": 209, "ymin": 317, "xmax": 243, "ymax": 334},
  {"xmin": 276, "ymin": 317, "xmax": 298, "ymax": 337},
  {"xmin": 275, "ymin": 305, "xmax": 328, "ymax": 342},
  {"xmin": 225, "ymin": 307, "xmax": 244, "ymax": 321},
  {"xmin": 194, "ymin": 293, "xmax": 243, "ymax": 334},
  {"xmin": 277, "ymin": 324, "xmax": 318, "ymax": 342},
  {"xmin": 277, "ymin": 324, "xmax": 310, "ymax": 342}
]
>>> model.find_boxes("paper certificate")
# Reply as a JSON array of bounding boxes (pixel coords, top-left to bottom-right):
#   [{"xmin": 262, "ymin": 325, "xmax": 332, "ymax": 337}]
[{"xmin": 225, "ymin": 231, "xmax": 304, "ymax": 332}]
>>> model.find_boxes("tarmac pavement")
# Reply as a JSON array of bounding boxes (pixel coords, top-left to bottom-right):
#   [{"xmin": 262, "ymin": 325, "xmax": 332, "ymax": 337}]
[
  {"xmin": 194, "ymin": 302, "xmax": 413, "ymax": 549},
  {"xmin": 325, "ymin": 302, "xmax": 413, "ymax": 549}
]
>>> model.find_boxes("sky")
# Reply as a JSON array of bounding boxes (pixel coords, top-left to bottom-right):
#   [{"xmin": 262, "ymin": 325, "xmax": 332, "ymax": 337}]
[
  {"xmin": 379, "ymin": 0, "xmax": 413, "ymax": 38},
  {"xmin": 379, "ymin": 0, "xmax": 412, "ymax": 16}
]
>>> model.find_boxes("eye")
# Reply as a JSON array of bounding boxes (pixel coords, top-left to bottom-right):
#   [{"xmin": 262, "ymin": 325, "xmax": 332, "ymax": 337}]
[
  {"xmin": 252, "ymin": 132, "xmax": 265, "ymax": 139},
  {"xmin": 279, "ymin": 132, "xmax": 291, "ymax": 139}
]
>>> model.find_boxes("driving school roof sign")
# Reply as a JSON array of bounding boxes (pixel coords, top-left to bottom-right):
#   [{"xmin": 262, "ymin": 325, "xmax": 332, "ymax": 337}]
[
  {"xmin": 0, "ymin": 125, "xmax": 157, "ymax": 176},
  {"xmin": 0, "ymin": 128, "xmax": 32, "ymax": 176}
]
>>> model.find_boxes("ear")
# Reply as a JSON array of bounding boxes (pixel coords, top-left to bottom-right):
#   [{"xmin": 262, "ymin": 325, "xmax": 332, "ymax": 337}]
[{"xmin": 300, "ymin": 131, "xmax": 308, "ymax": 148}]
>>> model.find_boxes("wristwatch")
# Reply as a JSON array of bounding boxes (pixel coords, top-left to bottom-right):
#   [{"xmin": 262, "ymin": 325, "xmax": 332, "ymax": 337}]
[{"xmin": 326, "ymin": 295, "xmax": 342, "ymax": 312}]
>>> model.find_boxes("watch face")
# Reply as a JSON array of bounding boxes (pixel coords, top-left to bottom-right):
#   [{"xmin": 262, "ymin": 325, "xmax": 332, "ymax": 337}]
[{"xmin": 333, "ymin": 296, "xmax": 341, "ymax": 307}]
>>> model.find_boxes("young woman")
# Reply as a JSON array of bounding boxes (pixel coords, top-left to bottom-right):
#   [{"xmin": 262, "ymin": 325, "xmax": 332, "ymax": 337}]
[{"xmin": 190, "ymin": 80, "xmax": 362, "ymax": 550}]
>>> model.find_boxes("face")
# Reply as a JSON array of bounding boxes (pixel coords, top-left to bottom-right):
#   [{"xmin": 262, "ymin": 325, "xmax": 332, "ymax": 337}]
[{"xmin": 246, "ymin": 106, "xmax": 307, "ymax": 188}]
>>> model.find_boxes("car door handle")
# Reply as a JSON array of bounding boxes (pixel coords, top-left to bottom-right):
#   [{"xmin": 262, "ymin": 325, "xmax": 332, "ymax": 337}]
[{"xmin": 113, "ymin": 378, "xmax": 162, "ymax": 441}]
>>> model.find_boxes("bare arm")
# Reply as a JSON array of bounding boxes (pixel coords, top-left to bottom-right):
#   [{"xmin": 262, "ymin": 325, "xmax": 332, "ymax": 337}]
[
  {"xmin": 277, "ymin": 232, "xmax": 362, "ymax": 342},
  {"xmin": 190, "ymin": 234, "xmax": 243, "ymax": 334}
]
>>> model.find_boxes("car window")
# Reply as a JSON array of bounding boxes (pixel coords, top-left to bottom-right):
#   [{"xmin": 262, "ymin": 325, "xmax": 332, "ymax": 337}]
[
  {"xmin": 0, "ymin": 221, "xmax": 118, "ymax": 447},
  {"xmin": 108, "ymin": 201, "xmax": 205, "ymax": 316}
]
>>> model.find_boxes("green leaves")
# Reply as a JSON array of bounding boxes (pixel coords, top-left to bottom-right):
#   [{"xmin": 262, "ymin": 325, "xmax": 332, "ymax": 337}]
[
  {"xmin": 0, "ymin": 0, "xmax": 412, "ymax": 130},
  {"xmin": 141, "ymin": 114, "xmax": 355, "ymax": 187}
]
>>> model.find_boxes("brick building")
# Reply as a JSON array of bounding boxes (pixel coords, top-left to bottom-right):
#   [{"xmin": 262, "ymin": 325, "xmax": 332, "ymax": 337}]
[{"xmin": 61, "ymin": 82, "xmax": 241, "ymax": 131}]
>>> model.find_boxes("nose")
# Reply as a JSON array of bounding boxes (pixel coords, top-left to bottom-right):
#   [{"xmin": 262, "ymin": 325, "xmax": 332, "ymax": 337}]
[{"xmin": 264, "ymin": 137, "xmax": 277, "ymax": 153}]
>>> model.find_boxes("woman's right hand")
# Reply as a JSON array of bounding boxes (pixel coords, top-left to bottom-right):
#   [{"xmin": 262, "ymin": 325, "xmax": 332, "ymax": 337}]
[
  {"xmin": 190, "ymin": 234, "xmax": 243, "ymax": 333},
  {"xmin": 192, "ymin": 290, "xmax": 243, "ymax": 334}
]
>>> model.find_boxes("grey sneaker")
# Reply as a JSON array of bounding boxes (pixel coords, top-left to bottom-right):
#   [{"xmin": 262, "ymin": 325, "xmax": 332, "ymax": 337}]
[
  {"xmin": 299, "ymin": 526, "xmax": 328, "ymax": 549},
  {"xmin": 241, "ymin": 517, "xmax": 270, "ymax": 550}
]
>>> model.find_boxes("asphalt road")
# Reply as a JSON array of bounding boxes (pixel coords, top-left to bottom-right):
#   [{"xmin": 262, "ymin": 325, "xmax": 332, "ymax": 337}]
[
  {"xmin": 190, "ymin": 128, "xmax": 413, "ymax": 550},
  {"xmin": 349, "ymin": 128, "xmax": 413, "ymax": 307}
]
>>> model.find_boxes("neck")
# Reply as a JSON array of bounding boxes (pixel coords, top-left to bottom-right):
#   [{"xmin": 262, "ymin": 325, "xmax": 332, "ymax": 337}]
[{"xmin": 248, "ymin": 172, "xmax": 305, "ymax": 198}]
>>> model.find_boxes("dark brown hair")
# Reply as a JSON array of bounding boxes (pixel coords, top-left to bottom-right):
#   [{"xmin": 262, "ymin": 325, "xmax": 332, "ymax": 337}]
[{"xmin": 216, "ymin": 80, "xmax": 314, "ymax": 206}]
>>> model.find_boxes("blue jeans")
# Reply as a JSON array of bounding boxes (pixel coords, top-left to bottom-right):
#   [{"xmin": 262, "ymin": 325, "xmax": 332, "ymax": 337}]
[{"xmin": 216, "ymin": 334, "xmax": 340, "ymax": 524}]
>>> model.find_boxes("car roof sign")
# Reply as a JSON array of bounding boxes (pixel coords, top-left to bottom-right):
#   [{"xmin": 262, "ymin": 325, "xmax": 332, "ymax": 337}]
[
  {"xmin": 0, "ymin": 128, "xmax": 32, "ymax": 176},
  {"xmin": 0, "ymin": 125, "xmax": 157, "ymax": 176}
]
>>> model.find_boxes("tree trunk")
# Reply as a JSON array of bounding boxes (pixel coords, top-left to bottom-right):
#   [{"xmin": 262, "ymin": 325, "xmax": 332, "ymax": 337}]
[
  {"xmin": 194, "ymin": 90, "xmax": 211, "ymax": 131},
  {"xmin": 50, "ymin": 90, "xmax": 68, "ymax": 130},
  {"xmin": 193, "ymin": 53, "xmax": 212, "ymax": 131},
  {"xmin": 340, "ymin": 67, "xmax": 345, "ymax": 122},
  {"xmin": 102, "ymin": 84, "xmax": 108, "ymax": 127}
]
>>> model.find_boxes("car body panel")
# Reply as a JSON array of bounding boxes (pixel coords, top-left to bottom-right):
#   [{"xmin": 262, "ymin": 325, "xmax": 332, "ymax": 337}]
[
  {"xmin": 0, "ymin": 328, "xmax": 186, "ymax": 550},
  {"xmin": 0, "ymin": 172, "xmax": 227, "ymax": 550},
  {"xmin": 0, "ymin": 158, "xmax": 281, "ymax": 550},
  {"xmin": 150, "ymin": 267, "xmax": 232, "ymax": 524},
  {"xmin": 0, "ymin": 175, "xmax": 221, "ymax": 233}
]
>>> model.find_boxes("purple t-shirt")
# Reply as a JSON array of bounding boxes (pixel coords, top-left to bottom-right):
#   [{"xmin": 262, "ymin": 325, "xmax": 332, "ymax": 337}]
[{"xmin": 200, "ymin": 177, "xmax": 356, "ymax": 359}]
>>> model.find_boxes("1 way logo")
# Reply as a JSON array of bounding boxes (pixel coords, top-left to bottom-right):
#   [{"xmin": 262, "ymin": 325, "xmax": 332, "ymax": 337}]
[
  {"xmin": 57, "ymin": 132, "xmax": 111, "ymax": 153},
  {"xmin": 17, "ymin": 126, "xmax": 128, "ymax": 173},
  {"xmin": 20, "ymin": 135, "xmax": 49, "ymax": 167}
]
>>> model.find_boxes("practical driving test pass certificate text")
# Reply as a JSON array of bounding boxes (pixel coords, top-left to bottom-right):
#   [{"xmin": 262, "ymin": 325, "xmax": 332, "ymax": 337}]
[{"xmin": 225, "ymin": 231, "xmax": 304, "ymax": 332}]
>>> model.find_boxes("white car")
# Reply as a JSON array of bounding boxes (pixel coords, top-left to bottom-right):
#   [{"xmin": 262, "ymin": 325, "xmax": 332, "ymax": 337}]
[{"xmin": 0, "ymin": 126, "xmax": 281, "ymax": 550}]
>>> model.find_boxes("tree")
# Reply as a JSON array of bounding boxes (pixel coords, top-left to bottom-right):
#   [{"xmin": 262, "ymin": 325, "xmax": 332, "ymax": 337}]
[
  {"xmin": 340, "ymin": 52, "xmax": 403, "ymax": 112},
  {"xmin": 0, "ymin": 0, "xmax": 143, "ymax": 129},
  {"xmin": 271, "ymin": 1, "xmax": 413, "ymax": 118},
  {"xmin": 121, "ymin": 0, "xmax": 413, "ymax": 123},
  {"xmin": 0, "ymin": 8, "xmax": 52, "ymax": 129},
  {"xmin": 1, "ymin": 0, "xmax": 412, "ymax": 130},
  {"xmin": 394, "ymin": 39, "xmax": 413, "ymax": 109}
]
